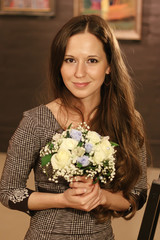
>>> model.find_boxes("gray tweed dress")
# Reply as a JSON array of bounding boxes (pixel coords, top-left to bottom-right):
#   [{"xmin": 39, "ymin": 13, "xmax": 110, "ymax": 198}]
[{"xmin": 0, "ymin": 105, "xmax": 147, "ymax": 240}]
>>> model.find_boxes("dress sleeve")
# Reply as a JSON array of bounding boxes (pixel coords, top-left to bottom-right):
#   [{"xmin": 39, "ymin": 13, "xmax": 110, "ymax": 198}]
[
  {"xmin": 130, "ymin": 143, "xmax": 148, "ymax": 211},
  {"xmin": 0, "ymin": 111, "xmax": 40, "ymax": 215}
]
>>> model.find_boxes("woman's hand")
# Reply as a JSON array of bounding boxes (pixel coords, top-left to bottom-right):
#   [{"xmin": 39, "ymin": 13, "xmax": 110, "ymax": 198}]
[
  {"xmin": 62, "ymin": 176, "xmax": 130, "ymax": 212},
  {"xmin": 62, "ymin": 176, "xmax": 104, "ymax": 211}
]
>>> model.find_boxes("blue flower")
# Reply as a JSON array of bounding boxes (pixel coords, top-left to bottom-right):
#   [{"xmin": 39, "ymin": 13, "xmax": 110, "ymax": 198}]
[
  {"xmin": 77, "ymin": 156, "xmax": 90, "ymax": 167},
  {"xmin": 70, "ymin": 129, "xmax": 82, "ymax": 142},
  {"xmin": 85, "ymin": 143, "xmax": 93, "ymax": 153}
]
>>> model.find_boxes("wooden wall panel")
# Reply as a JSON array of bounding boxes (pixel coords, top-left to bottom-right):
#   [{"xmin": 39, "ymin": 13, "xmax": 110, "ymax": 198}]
[{"xmin": 0, "ymin": 0, "xmax": 159, "ymax": 167}]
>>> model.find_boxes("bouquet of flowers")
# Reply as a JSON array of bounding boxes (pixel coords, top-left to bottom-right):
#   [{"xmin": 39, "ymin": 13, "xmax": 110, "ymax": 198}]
[{"xmin": 40, "ymin": 123, "xmax": 118, "ymax": 184}]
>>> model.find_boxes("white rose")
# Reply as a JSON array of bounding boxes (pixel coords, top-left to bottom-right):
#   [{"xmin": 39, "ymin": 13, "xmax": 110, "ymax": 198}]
[
  {"xmin": 100, "ymin": 138, "xmax": 115, "ymax": 158},
  {"xmin": 51, "ymin": 149, "xmax": 71, "ymax": 169},
  {"xmin": 93, "ymin": 140, "xmax": 115, "ymax": 164},
  {"xmin": 59, "ymin": 138, "xmax": 78, "ymax": 150},
  {"xmin": 86, "ymin": 131, "xmax": 101, "ymax": 144},
  {"xmin": 93, "ymin": 145, "xmax": 106, "ymax": 164},
  {"xmin": 72, "ymin": 146, "xmax": 85, "ymax": 157}
]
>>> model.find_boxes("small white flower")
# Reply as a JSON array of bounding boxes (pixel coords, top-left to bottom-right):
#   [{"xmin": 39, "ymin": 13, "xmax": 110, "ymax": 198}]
[{"xmin": 52, "ymin": 133, "xmax": 61, "ymax": 141}]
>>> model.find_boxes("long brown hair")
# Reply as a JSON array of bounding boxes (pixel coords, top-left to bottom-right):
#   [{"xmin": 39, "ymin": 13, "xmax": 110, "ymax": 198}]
[{"xmin": 49, "ymin": 15, "xmax": 145, "ymax": 222}]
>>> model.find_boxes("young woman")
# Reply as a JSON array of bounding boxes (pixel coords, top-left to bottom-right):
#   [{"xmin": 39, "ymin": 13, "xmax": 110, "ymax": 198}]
[{"xmin": 0, "ymin": 15, "xmax": 147, "ymax": 240}]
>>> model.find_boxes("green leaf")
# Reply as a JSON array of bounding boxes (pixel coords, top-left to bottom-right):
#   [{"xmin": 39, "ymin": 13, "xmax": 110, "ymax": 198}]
[
  {"xmin": 67, "ymin": 123, "xmax": 72, "ymax": 129},
  {"xmin": 103, "ymin": 160, "xmax": 109, "ymax": 167},
  {"xmin": 64, "ymin": 123, "xmax": 73, "ymax": 138},
  {"xmin": 77, "ymin": 141, "xmax": 83, "ymax": 147},
  {"xmin": 77, "ymin": 162, "xmax": 83, "ymax": 168},
  {"xmin": 110, "ymin": 141, "xmax": 119, "ymax": 147},
  {"xmin": 49, "ymin": 143, "xmax": 54, "ymax": 150},
  {"xmin": 93, "ymin": 176, "xmax": 100, "ymax": 184},
  {"xmin": 66, "ymin": 131, "xmax": 70, "ymax": 138},
  {"xmin": 41, "ymin": 154, "xmax": 52, "ymax": 167}
]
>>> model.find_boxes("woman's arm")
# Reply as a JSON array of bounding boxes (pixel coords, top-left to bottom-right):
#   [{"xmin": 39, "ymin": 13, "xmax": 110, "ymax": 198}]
[
  {"xmin": 28, "ymin": 178, "xmax": 126, "ymax": 212},
  {"xmin": 28, "ymin": 177, "xmax": 99, "ymax": 211},
  {"xmin": 0, "ymin": 111, "xmax": 39, "ymax": 214},
  {"xmin": 61, "ymin": 176, "xmax": 131, "ymax": 212},
  {"xmin": 27, "ymin": 185, "xmax": 93, "ymax": 211}
]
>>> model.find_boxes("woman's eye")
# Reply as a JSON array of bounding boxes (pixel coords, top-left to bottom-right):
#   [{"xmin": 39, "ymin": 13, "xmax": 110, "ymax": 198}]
[
  {"xmin": 64, "ymin": 58, "xmax": 75, "ymax": 63},
  {"xmin": 88, "ymin": 59, "xmax": 98, "ymax": 63}
]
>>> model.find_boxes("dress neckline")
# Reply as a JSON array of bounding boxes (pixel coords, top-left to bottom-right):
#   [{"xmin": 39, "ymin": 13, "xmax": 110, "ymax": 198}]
[{"xmin": 41, "ymin": 104, "xmax": 65, "ymax": 131}]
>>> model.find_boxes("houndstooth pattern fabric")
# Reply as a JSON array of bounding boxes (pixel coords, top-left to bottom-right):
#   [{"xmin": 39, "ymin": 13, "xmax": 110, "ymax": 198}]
[{"xmin": 0, "ymin": 105, "xmax": 147, "ymax": 239}]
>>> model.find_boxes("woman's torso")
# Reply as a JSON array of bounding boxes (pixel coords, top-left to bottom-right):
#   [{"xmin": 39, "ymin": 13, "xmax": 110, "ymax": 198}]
[{"xmin": 25, "ymin": 104, "xmax": 114, "ymax": 239}]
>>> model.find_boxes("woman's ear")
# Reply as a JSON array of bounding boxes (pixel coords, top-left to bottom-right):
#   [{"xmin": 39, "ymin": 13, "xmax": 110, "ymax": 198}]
[{"xmin": 106, "ymin": 66, "xmax": 111, "ymax": 75}]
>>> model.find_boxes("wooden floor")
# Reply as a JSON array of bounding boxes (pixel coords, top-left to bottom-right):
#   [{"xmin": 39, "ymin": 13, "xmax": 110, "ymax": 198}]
[{"xmin": 0, "ymin": 153, "xmax": 160, "ymax": 240}]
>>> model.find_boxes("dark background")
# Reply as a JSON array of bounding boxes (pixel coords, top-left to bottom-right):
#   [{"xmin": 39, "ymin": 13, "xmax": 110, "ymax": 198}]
[{"xmin": 0, "ymin": 0, "xmax": 159, "ymax": 167}]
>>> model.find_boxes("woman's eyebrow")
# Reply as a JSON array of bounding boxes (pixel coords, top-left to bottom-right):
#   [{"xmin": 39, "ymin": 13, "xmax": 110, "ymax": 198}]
[
  {"xmin": 64, "ymin": 55, "xmax": 74, "ymax": 57},
  {"xmin": 64, "ymin": 54, "xmax": 100, "ymax": 58},
  {"xmin": 88, "ymin": 55, "xmax": 99, "ymax": 58}
]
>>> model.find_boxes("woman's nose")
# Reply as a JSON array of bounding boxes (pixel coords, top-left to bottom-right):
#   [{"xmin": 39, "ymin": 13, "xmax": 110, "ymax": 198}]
[{"xmin": 74, "ymin": 62, "xmax": 86, "ymax": 78}]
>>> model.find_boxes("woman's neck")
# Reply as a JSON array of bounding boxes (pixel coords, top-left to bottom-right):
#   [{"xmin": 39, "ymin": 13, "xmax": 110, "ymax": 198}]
[
  {"xmin": 46, "ymin": 96, "xmax": 100, "ymax": 129},
  {"xmin": 71, "ymin": 97, "xmax": 100, "ymax": 122}
]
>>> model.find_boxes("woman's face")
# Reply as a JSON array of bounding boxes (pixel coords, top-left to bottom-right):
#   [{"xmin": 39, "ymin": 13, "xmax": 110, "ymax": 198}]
[{"xmin": 60, "ymin": 32, "xmax": 110, "ymax": 103}]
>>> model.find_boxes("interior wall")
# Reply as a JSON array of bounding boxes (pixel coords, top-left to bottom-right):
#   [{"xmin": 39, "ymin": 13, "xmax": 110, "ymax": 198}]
[
  {"xmin": 0, "ymin": 0, "xmax": 160, "ymax": 167},
  {"xmin": 119, "ymin": 0, "xmax": 160, "ymax": 168},
  {"xmin": 0, "ymin": 0, "xmax": 73, "ymax": 150}
]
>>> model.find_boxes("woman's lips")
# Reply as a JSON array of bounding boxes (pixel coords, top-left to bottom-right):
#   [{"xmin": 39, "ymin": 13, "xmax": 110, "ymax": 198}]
[{"xmin": 73, "ymin": 82, "xmax": 90, "ymax": 88}]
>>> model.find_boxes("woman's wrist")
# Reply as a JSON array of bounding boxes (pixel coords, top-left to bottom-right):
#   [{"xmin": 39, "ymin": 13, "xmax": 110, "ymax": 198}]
[
  {"xmin": 100, "ymin": 189, "xmax": 112, "ymax": 208},
  {"xmin": 100, "ymin": 189, "xmax": 131, "ymax": 212},
  {"xmin": 28, "ymin": 192, "xmax": 66, "ymax": 210}
]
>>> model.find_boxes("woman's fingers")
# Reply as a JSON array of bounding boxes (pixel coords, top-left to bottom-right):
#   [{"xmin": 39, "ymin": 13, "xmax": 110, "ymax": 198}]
[
  {"xmin": 69, "ymin": 176, "xmax": 94, "ymax": 194},
  {"xmin": 71, "ymin": 187, "xmax": 87, "ymax": 195},
  {"xmin": 77, "ymin": 183, "xmax": 102, "ymax": 211},
  {"xmin": 71, "ymin": 176, "xmax": 93, "ymax": 184},
  {"xmin": 63, "ymin": 181, "xmax": 104, "ymax": 212},
  {"xmin": 70, "ymin": 181, "xmax": 91, "ymax": 189},
  {"xmin": 84, "ymin": 183, "xmax": 101, "ymax": 208},
  {"xmin": 75, "ymin": 183, "xmax": 102, "ymax": 211}
]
